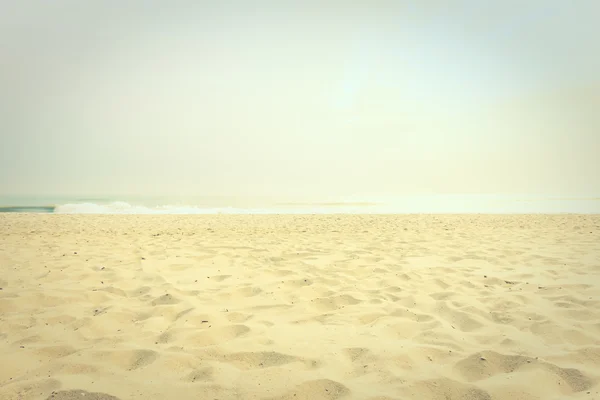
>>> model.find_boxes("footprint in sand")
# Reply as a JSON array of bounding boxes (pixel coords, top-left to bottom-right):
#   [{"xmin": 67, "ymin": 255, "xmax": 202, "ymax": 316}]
[
  {"xmin": 150, "ymin": 293, "xmax": 180, "ymax": 306},
  {"xmin": 455, "ymin": 351, "xmax": 594, "ymax": 393},
  {"xmin": 186, "ymin": 324, "xmax": 251, "ymax": 346},
  {"xmin": 183, "ymin": 366, "xmax": 213, "ymax": 383},
  {"xmin": 401, "ymin": 377, "xmax": 491, "ymax": 400},
  {"xmin": 92, "ymin": 349, "xmax": 158, "ymax": 371},
  {"xmin": 222, "ymin": 351, "xmax": 301, "ymax": 370},
  {"xmin": 47, "ymin": 390, "xmax": 121, "ymax": 400},
  {"xmin": 268, "ymin": 379, "xmax": 349, "ymax": 400}
]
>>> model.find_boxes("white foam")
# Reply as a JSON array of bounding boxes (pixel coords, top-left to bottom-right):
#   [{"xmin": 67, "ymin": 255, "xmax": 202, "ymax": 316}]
[
  {"xmin": 53, "ymin": 202, "xmax": 353, "ymax": 215},
  {"xmin": 55, "ymin": 202, "xmax": 225, "ymax": 214},
  {"xmin": 51, "ymin": 196, "xmax": 600, "ymax": 214}
]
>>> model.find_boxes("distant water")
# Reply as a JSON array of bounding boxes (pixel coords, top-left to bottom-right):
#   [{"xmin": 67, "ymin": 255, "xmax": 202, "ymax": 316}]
[{"xmin": 1, "ymin": 194, "xmax": 599, "ymax": 214}]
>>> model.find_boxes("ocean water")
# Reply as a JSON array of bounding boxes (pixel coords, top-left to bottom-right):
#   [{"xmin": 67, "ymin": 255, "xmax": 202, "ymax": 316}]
[{"xmin": 0, "ymin": 194, "xmax": 599, "ymax": 214}]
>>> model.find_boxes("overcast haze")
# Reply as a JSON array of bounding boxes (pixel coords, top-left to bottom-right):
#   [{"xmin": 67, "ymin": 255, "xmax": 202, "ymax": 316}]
[{"xmin": 1, "ymin": 1, "xmax": 599, "ymax": 199}]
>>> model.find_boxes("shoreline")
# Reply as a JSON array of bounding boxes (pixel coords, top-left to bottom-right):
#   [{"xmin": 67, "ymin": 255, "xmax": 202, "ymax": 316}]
[
  {"xmin": 2, "ymin": 208, "xmax": 600, "ymax": 215},
  {"xmin": 1, "ymin": 195, "xmax": 600, "ymax": 215}
]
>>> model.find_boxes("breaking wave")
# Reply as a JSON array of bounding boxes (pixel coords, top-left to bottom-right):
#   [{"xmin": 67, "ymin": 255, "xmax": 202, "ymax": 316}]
[
  {"xmin": 52, "ymin": 201, "xmax": 377, "ymax": 214},
  {"xmin": 49, "ymin": 196, "xmax": 600, "ymax": 214}
]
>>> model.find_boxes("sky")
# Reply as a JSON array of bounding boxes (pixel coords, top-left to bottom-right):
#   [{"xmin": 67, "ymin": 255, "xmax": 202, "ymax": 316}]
[{"xmin": 1, "ymin": 0, "xmax": 599, "ymax": 199}]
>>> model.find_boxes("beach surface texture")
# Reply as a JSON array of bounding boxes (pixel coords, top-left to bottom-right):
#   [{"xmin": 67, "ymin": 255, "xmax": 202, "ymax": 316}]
[{"xmin": 1, "ymin": 214, "xmax": 599, "ymax": 399}]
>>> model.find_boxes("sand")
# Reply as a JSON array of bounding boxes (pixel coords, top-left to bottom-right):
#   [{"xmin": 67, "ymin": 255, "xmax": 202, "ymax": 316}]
[{"xmin": 0, "ymin": 214, "xmax": 599, "ymax": 400}]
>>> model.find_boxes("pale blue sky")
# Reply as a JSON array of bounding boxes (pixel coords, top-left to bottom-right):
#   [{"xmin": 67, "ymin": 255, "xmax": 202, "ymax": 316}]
[{"xmin": 1, "ymin": 1, "xmax": 598, "ymax": 197}]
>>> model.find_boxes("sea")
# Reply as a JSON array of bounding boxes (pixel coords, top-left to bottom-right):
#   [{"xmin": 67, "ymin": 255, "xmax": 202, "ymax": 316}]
[{"xmin": 0, "ymin": 194, "xmax": 599, "ymax": 214}]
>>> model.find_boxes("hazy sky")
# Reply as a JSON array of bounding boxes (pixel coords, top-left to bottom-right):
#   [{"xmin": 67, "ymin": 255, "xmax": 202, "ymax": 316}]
[{"xmin": 1, "ymin": 1, "xmax": 599, "ymax": 198}]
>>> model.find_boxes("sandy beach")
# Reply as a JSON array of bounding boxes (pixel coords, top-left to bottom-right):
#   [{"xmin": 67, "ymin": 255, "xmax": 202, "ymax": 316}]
[{"xmin": 1, "ymin": 214, "xmax": 599, "ymax": 400}]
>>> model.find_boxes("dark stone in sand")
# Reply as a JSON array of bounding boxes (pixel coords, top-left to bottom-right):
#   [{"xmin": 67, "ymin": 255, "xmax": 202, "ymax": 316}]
[{"xmin": 47, "ymin": 390, "xmax": 121, "ymax": 400}]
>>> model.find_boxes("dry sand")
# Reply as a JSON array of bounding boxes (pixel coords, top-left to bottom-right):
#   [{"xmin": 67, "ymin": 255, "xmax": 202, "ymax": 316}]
[{"xmin": 1, "ymin": 214, "xmax": 599, "ymax": 400}]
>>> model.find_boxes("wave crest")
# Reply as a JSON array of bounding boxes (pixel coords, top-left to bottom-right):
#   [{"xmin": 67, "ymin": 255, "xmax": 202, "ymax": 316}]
[
  {"xmin": 53, "ymin": 202, "xmax": 233, "ymax": 214},
  {"xmin": 52, "ymin": 202, "xmax": 358, "ymax": 214}
]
